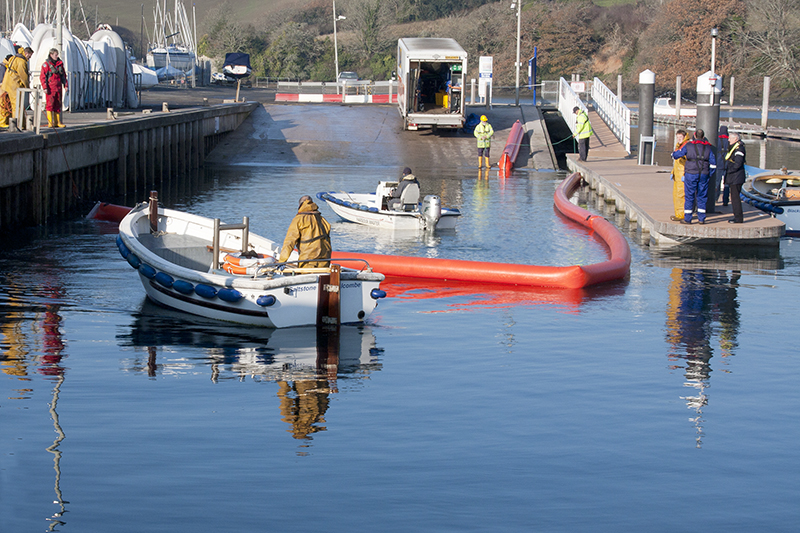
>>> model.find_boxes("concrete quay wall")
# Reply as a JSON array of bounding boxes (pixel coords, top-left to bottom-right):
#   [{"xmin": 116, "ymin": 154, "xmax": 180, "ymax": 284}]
[{"xmin": 0, "ymin": 102, "xmax": 257, "ymax": 229}]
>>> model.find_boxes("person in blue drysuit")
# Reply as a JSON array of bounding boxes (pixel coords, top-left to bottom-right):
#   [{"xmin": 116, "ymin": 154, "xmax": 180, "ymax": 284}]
[{"xmin": 672, "ymin": 129, "xmax": 716, "ymax": 224}]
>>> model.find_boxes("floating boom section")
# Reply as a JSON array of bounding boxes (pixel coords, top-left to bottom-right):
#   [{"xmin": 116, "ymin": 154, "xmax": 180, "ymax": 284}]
[
  {"xmin": 333, "ymin": 172, "xmax": 630, "ymax": 289},
  {"xmin": 499, "ymin": 120, "xmax": 525, "ymax": 177}
]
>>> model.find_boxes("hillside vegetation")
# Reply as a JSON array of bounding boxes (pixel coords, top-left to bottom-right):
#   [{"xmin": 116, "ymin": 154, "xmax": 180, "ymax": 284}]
[
  {"xmin": 5, "ymin": 0, "xmax": 795, "ymax": 99},
  {"xmin": 196, "ymin": 0, "xmax": 798, "ymax": 99}
]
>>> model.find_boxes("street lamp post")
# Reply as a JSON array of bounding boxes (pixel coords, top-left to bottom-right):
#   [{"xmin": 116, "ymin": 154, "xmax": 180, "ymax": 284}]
[
  {"xmin": 333, "ymin": 1, "xmax": 346, "ymax": 81},
  {"xmin": 512, "ymin": 1, "xmax": 521, "ymax": 105},
  {"xmin": 710, "ymin": 27, "xmax": 718, "ymax": 74}
]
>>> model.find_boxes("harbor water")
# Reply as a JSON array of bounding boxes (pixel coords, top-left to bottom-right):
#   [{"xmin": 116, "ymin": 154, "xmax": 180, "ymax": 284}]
[{"xmin": 2, "ymin": 135, "xmax": 800, "ymax": 531}]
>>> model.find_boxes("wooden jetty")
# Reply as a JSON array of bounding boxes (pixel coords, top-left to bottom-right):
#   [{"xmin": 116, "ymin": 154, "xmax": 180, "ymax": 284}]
[{"xmin": 568, "ymin": 107, "xmax": 784, "ymax": 247}]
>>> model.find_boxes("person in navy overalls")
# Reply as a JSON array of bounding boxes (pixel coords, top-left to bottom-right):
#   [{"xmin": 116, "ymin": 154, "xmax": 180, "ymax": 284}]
[{"xmin": 672, "ymin": 129, "xmax": 716, "ymax": 224}]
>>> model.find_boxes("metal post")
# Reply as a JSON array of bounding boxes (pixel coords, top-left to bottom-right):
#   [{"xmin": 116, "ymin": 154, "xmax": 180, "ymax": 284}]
[
  {"xmin": 513, "ymin": 0, "xmax": 521, "ymax": 106},
  {"xmin": 470, "ymin": 79, "xmax": 475, "ymax": 105},
  {"xmin": 761, "ymin": 76, "xmax": 770, "ymax": 129},
  {"xmin": 56, "ymin": 0, "xmax": 63, "ymax": 53},
  {"xmin": 696, "ymin": 72, "xmax": 721, "ymax": 214},
  {"xmin": 617, "ymin": 74, "xmax": 622, "ymax": 100},
  {"xmin": 730, "ymin": 76, "xmax": 735, "ymax": 106},
  {"xmin": 333, "ymin": 1, "xmax": 346, "ymax": 91},
  {"xmin": 675, "ymin": 75, "xmax": 681, "ymax": 118},
  {"xmin": 638, "ymin": 70, "xmax": 655, "ymax": 165},
  {"xmin": 532, "ymin": 47, "xmax": 537, "ymax": 105},
  {"xmin": 710, "ymin": 28, "xmax": 718, "ymax": 75}
]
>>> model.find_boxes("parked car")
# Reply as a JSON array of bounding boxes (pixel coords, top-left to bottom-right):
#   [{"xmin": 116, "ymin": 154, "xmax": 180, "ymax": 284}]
[{"xmin": 337, "ymin": 71, "xmax": 359, "ymax": 83}]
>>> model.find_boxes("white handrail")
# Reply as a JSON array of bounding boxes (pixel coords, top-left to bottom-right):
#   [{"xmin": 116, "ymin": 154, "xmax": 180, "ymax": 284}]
[
  {"xmin": 558, "ymin": 78, "xmax": 586, "ymax": 135},
  {"xmin": 591, "ymin": 76, "xmax": 631, "ymax": 154}
]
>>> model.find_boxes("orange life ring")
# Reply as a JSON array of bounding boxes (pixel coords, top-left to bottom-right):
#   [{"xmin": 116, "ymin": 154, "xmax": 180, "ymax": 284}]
[
  {"xmin": 223, "ymin": 262, "xmax": 262, "ymax": 276},
  {"xmin": 223, "ymin": 252, "xmax": 275, "ymax": 267}
]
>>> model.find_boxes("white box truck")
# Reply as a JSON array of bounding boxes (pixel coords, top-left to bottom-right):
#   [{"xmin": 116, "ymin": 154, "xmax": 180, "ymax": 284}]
[{"xmin": 397, "ymin": 38, "xmax": 467, "ymax": 131}]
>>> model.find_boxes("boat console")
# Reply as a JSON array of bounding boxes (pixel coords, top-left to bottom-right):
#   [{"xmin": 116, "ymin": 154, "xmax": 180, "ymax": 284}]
[{"xmin": 377, "ymin": 181, "xmax": 399, "ymax": 210}]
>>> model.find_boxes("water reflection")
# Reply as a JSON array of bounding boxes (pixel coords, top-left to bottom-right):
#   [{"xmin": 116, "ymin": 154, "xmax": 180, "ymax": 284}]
[
  {"xmin": 665, "ymin": 268, "xmax": 741, "ymax": 447},
  {"xmin": 118, "ymin": 300, "xmax": 383, "ymax": 443},
  {"xmin": 0, "ymin": 276, "xmax": 70, "ymax": 528},
  {"xmin": 382, "ymin": 276, "xmax": 627, "ymax": 313},
  {"xmin": 46, "ymin": 375, "xmax": 68, "ymax": 531}
]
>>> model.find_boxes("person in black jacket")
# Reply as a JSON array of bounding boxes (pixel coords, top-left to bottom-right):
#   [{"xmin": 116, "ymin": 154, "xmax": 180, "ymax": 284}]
[{"xmin": 723, "ymin": 131, "xmax": 746, "ymax": 224}]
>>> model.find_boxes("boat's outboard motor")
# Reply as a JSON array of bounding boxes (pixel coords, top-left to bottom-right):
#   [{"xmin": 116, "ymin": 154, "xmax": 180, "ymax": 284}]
[{"xmin": 421, "ymin": 195, "xmax": 441, "ymax": 229}]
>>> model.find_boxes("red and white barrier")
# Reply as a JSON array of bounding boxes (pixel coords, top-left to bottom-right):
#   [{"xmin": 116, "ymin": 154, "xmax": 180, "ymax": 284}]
[{"xmin": 275, "ymin": 93, "xmax": 398, "ymax": 104}]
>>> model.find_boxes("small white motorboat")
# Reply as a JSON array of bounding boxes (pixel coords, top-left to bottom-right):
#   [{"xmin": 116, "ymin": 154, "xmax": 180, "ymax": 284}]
[
  {"xmin": 742, "ymin": 165, "xmax": 800, "ymax": 236},
  {"xmin": 653, "ymin": 97, "xmax": 697, "ymax": 118},
  {"xmin": 117, "ymin": 193, "xmax": 386, "ymax": 328},
  {"xmin": 317, "ymin": 181, "xmax": 460, "ymax": 231}
]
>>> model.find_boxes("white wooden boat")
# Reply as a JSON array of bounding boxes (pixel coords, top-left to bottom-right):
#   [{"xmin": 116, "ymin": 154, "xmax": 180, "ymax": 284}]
[
  {"xmin": 317, "ymin": 182, "xmax": 460, "ymax": 231},
  {"xmin": 742, "ymin": 165, "xmax": 800, "ymax": 236},
  {"xmin": 653, "ymin": 97, "xmax": 697, "ymax": 118},
  {"xmin": 117, "ymin": 195, "xmax": 386, "ymax": 328}
]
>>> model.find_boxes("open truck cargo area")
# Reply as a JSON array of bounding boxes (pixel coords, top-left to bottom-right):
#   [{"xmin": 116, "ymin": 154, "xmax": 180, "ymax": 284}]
[{"xmin": 397, "ymin": 38, "xmax": 467, "ymax": 131}]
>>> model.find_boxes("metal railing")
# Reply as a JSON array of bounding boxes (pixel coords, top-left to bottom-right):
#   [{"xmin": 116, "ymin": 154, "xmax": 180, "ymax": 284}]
[
  {"xmin": 592, "ymin": 76, "xmax": 631, "ymax": 154},
  {"xmin": 558, "ymin": 77, "xmax": 586, "ymax": 134}
]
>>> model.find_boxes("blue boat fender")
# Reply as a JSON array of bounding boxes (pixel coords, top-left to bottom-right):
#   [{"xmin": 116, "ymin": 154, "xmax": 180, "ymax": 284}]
[
  {"xmin": 139, "ymin": 263, "xmax": 157, "ymax": 279},
  {"xmin": 257, "ymin": 294, "xmax": 277, "ymax": 307},
  {"xmin": 155, "ymin": 272, "xmax": 174, "ymax": 288},
  {"xmin": 195, "ymin": 284, "xmax": 218, "ymax": 299},
  {"xmin": 217, "ymin": 288, "xmax": 243, "ymax": 302},
  {"xmin": 172, "ymin": 279, "xmax": 194, "ymax": 294},
  {"xmin": 126, "ymin": 253, "xmax": 141, "ymax": 269},
  {"xmin": 370, "ymin": 289, "xmax": 387, "ymax": 300},
  {"xmin": 117, "ymin": 236, "xmax": 131, "ymax": 258}
]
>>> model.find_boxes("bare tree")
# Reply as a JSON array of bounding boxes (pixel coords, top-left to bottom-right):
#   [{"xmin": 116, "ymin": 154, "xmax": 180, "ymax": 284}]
[
  {"xmin": 344, "ymin": 0, "xmax": 391, "ymax": 56},
  {"xmin": 733, "ymin": 0, "xmax": 800, "ymax": 89}
]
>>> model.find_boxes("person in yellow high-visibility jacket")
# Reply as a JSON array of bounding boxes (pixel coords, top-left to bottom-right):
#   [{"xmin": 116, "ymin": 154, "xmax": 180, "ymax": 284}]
[
  {"xmin": 473, "ymin": 115, "xmax": 494, "ymax": 168},
  {"xmin": 572, "ymin": 106, "xmax": 593, "ymax": 161}
]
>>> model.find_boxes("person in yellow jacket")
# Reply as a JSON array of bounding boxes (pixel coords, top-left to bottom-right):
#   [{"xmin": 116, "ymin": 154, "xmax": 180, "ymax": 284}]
[
  {"xmin": 572, "ymin": 106, "xmax": 593, "ymax": 161},
  {"xmin": 473, "ymin": 115, "xmax": 494, "ymax": 168},
  {"xmin": 0, "ymin": 54, "xmax": 12, "ymax": 128},
  {"xmin": 0, "ymin": 46, "xmax": 33, "ymax": 129},
  {"xmin": 279, "ymin": 195, "xmax": 332, "ymax": 268},
  {"xmin": 670, "ymin": 129, "xmax": 690, "ymax": 221}
]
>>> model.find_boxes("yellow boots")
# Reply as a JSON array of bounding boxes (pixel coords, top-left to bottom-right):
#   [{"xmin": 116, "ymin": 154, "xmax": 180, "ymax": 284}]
[
  {"xmin": 478, "ymin": 157, "xmax": 491, "ymax": 169},
  {"xmin": 46, "ymin": 111, "xmax": 66, "ymax": 128}
]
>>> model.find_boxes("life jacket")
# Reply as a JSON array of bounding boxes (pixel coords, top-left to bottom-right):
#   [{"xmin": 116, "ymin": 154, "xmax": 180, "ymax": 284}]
[
  {"xmin": 43, "ymin": 57, "xmax": 67, "ymax": 88},
  {"xmin": 684, "ymin": 139, "xmax": 712, "ymax": 176}
]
